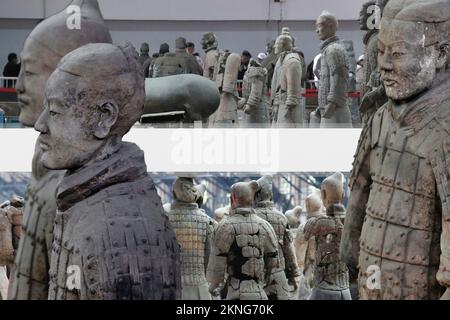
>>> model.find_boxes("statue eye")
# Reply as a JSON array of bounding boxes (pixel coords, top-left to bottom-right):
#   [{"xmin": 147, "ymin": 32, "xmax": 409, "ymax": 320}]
[
  {"xmin": 49, "ymin": 110, "xmax": 58, "ymax": 117},
  {"xmin": 392, "ymin": 52, "xmax": 405, "ymax": 58}
]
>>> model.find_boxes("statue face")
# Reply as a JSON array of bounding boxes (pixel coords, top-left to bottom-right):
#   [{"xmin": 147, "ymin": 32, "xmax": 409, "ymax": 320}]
[
  {"xmin": 15, "ymin": 38, "xmax": 57, "ymax": 127},
  {"xmin": 274, "ymin": 36, "xmax": 291, "ymax": 55},
  {"xmin": 34, "ymin": 70, "xmax": 106, "ymax": 170},
  {"xmin": 316, "ymin": 16, "xmax": 336, "ymax": 41},
  {"xmin": 378, "ymin": 20, "xmax": 441, "ymax": 101}
]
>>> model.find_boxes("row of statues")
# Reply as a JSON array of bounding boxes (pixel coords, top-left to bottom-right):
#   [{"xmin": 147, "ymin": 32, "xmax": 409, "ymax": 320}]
[{"xmin": 0, "ymin": 0, "xmax": 449, "ymax": 300}]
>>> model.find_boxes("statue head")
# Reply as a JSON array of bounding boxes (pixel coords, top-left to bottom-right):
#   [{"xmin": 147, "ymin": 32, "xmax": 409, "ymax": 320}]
[
  {"xmin": 274, "ymin": 32, "xmax": 293, "ymax": 55},
  {"xmin": 214, "ymin": 205, "xmax": 229, "ymax": 223},
  {"xmin": 195, "ymin": 183, "xmax": 207, "ymax": 207},
  {"xmin": 285, "ymin": 206, "xmax": 303, "ymax": 228},
  {"xmin": 34, "ymin": 42, "xmax": 144, "ymax": 171},
  {"xmin": 305, "ymin": 189, "xmax": 323, "ymax": 217},
  {"xmin": 255, "ymin": 175, "xmax": 273, "ymax": 203},
  {"xmin": 175, "ymin": 37, "xmax": 187, "ymax": 50},
  {"xmin": 140, "ymin": 42, "xmax": 150, "ymax": 55},
  {"xmin": 173, "ymin": 177, "xmax": 198, "ymax": 204},
  {"xmin": 159, "ymin": 43, "xmax": 170, "ymax": 55},
  {"xmin": 321, "ymin": 172, "xmax": 344, "ymax": 207},
  {"xmin": 316, "ymin": 11, "xmax": 338, "ymax": 41},
  {"xmin": 230, "ymin": 181, "xmax": 259, "ymax": 210},
  {"xmin": 378, "ymin": 0, "xmax": 449, "ymax": 102},
  {"xmin": 201, "ymin": 32, "xmax": 218, "ymax": 51},
  {"xmin": 360, "ymin": 1, "xmax": 376, "ymax": 31},
  {"xmin": 15, "ymin": 0, "xmax": 112, "ymax": 127}
]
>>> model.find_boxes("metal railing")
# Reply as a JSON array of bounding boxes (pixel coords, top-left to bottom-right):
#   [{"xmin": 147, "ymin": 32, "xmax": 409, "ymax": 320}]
[{"xmin": 0, "ymin": 77, "xmax": 18, "ymax": 89}]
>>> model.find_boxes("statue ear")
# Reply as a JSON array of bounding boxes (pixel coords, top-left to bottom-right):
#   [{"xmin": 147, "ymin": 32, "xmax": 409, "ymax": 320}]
[
  {"xmin": 435, "ymin": 41, "xmax": 449, "ymax": 69},
  {"xmin": 94, "ymin": 102, "xmax": 119, "ymax": 139}
]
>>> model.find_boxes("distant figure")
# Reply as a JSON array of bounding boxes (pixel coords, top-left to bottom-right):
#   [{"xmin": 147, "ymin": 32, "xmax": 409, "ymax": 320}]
[
  {"xmin": 356, "ymin": 55, "xmax": 365, "ymax": 93},
  {"xmin": 257, "ymin": 52, "xmax": 267, "ymax": 63},
  {"xmin": 138, "ymin": 42, "xmax": 152, "ymax": 78},
  {"xmin": 149, "ymin": 43, "xmax": 170, "ymax": 77},
  {"xmin": 186, "ymin": 42, "xmax": 203, "ymax": 73},
  {"xmin": 238, "ymin": 50, "xmax": 252, "ymax": 80},
  {"xmin": 3, "ymin": 53, "xmax": 20, "ymax": 88}
]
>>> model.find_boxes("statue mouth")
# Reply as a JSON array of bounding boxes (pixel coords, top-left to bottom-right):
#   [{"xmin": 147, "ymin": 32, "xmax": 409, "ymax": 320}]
[{"xmin": 38, "ymin": 136, "xmax": 51, "ymax": 151}]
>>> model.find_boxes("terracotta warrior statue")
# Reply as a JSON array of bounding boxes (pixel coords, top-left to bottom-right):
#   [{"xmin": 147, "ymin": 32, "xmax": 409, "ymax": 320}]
[
  {"xmin": 341, "ymin": 0, "xmax": 450, "ymax": 300},
  {"xmin": 261, "ymin": 40, "xmax": 278, "ymax": 93},
  {"xmin": 33, "ymin": 42, "xmax": 181, "ymax": 300},
  {"xmin": 167, "ymin": 177, "xmax": 214, "ymax": 300},
  {"xmin": 310, "ymin": 11, "xmax": 352, "ymax": 128},
  {"xmin": 271, "ymin": 29, "xmax": 304, "ymax": 128},
  {"xmin": 9, "ymin": 0, "xmax": 112, "ymax": 300},
  {"xmin": 295, "ymin": 191, "xmax": 324, "ymax": 300},
  {"xmin": 254, "ymin": 176, "xmax": 300, "ymax": 300},
  {"xmin": 285, "ymin": 206, "xmax": 303, "ymax": 231},
  {"xmin": 213, "ymin": 205, "xmax": 230, "ymax": 224},
  {"xmin": 238, "ymin": 58, "xmax": 270, "ymax": 127},
  {"xmin": 359, "ymin": 0, "xmax": 389, "ymax": 124},
  {"xmin": 201, "ymin": 32, "xmax": 219, "ymax": 80},
  {"xmin": 209, "ymin": 50, "xmax": 241, "ymax": 127},
  {"xmin": 138, "ymin": 42, "xmax": 152, "ymax": 78},
  {"xmin": 207, "ymin": 181, "xmax": 278, "ymax": 300},
  {"xmin": 304, "ymin": 172, "xmax": 350, "ymax": 300}
]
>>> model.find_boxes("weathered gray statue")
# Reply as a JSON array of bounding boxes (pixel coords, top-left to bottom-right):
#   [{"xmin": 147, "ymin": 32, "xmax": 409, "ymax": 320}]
[
  {"xmin": 207, "ymin": 181, "xmax": 278, "ymax": 300},
  {"xmin": 304, "ymin": 173, "xmax": 350, "ymax": 300},
  {"xmin": 0, "ymin": 197, "xmax": 23, "ymax": 265},
  {"xmin": 209, "ymin": 50, "xmax": 241, "ymax": 127},
  {"xmin": 261, "ymin": 40, "xmax": 278, "ymax": 92},
  {"xmin": 33, "ymin": 42, "xmax": 181, "ymax": 299},
  {"xmin": 341, "ymin": 0, "xmax": 450, "ymax": 300},
  {"xmin": 271, "ymin": 29, "xmax": 304, "ymax": 128},
  {"xmin": 213, "ymin": 206, "xmax": 230, "ymax": 224},
  {"xmin": 238, "ymin": 58, "xmax": 270, "ymax": 127},
  {"xmin": 143, "ymin": 74, "xmax": 220, "ymax": 124},
  {"xmin": 167, "ymin": 177, "xmax": 214, "ymax": 300},
  {"xmin": 359, "ymin": 0, "xmax": 389, "ymax": 124},
  {"xmin": 201, "ymin": 32, "xmax": 219, "ymax": 80},
  {"xmin": 138, "ymin": 42, "xmax": 152, "ymax": 78},
  {"xmin": 254, "ymin": 176, "xmax": 300, "ymax": 300},
  {"xmin": 310, "ymin": 11, "xmax": 352, "ymax": 128},
  {"xmin": 152, "ymin": 37, "xmax": 201, "ymax": 78},
  {"xmin": 295, "ymin": 191, "xmax": 324, "ymax": 300},
  {"xmin": 9, "ymin": 0, "xmax": 112, "ymax": 300}
]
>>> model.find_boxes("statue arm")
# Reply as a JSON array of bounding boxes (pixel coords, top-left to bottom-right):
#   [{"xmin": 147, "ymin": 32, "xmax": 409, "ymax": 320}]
[
  {"xmin": 245, "ymin": 74, "xmax": 264, "ymax": 111},
  {"xmin": 282, "ymin": 225, "xmax": 301, "ymax": 279},
  {"xmin": 303, "ymin": 216, "xmax": 336, "ymax": 239},
  {"xmin": 434, "ymin": 135, "xmax": 450, "ymax": 298},
  {"xmin": 206, "ymin": 222, "xmax": 234, "ymax": 288},
  {"xmin": 263, "ymin": 223, "xmax": 279, "ymax": 276},
  {"xmin": 326, "ymin": 47, "xmax": 349, "ymax": 107},
  {"xmin": 285, "ymin": 59, "xmax": 302, "ymax": 108},
  {"xmin": 204, "ymin": 219, "xmax": 215, "ymax": 272},
  {"xmin": 340, "ymin": 122, "xmax": 373, "ymax": 277}
]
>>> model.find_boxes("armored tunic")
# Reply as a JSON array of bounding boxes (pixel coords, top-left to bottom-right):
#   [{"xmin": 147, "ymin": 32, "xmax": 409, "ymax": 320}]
[
  {"xmin": 168, "ymin": 201, "xmax": 214, "ymax": 300},
  {"xmin": 304, "ymin": 204, "xmax": 350, "ymax": 300},
  {"xmin": 341, "ymin": 72, "xmax": 450, "ymax": 300},
  {"xmin": 273, "ymin": 52, "xmax": 304, "ymax": 128},
  {"xmin": 313, "ymin": 36, "xmax": 352, "ymax": 128},
  {"xmin": 207, "ymin": 207, "xmax": 278, "ymax": 300},
  {"xmin": 48, "ymin": 142, "xmax": 181, "ymax": 300},
  {"xmin": 240, "ymin": 63, "xmax": 270, "ymax": 127},
  {"xmin": 254, "ymin": 201, "xmax": 300, "ymax": 299},
  {"xmin": 203, "ymin": 48, "xmax": 219, "ymax": 80},
  {"xmin": 8, "ymin": 142, "xmax": 65, "ymax": 300}
]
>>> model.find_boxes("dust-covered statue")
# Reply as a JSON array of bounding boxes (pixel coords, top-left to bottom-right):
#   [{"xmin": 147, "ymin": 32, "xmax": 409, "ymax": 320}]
[
  {"xmin": 167, "ymin": 177, "xmax": 215, "ymax": 300},
  {"xmin": 271, "ymin": 29, "xmax": 304, "ymax": 128},
  {"xmin": 304, "ymin": 173, "xmax": 350, "ymax": 300},
  {"xmin": 34, "ymin": 42, "xmax": 181, "ymax": 299},
  {"xmin": 341, "ymin": 0, "xmax": 450, "ymax": 300},
  {"xmin": 238, "ymin": 59, "xmax": 270, "ymax": 127},
  {"xmin": 207, "ymin": 181, "xmax": 278, "ymax": 300},
  {"xmin": 310, "ymin": 11, "xmax": 352, "ymax": 128},
  {"xmin": 9, "ymin": 0, "xmax": 112, "ymax": 300},
  {"xmin": 254, "ymin": 175, "xmax": 300, "ymax": 300}
]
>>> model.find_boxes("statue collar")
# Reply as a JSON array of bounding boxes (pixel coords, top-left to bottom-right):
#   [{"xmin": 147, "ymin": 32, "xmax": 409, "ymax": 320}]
[
  {"xmin": 230, "ymin": 207, "xmax": 254, "ymax": 216},
  {"xmin": 171, "ymin": 200, "xmax": 199, "ymax": 210},
  {"xmin": 205, "ymin": 46, "xmax": 218, "ymax": 53},
  {"xmin": 56, "ymin": 142, "xmax": 147, "ymax": 211},
  {"xmin": 325, "ymin": 203, "xmax": 346, "ymax": 218},
  {"xmin": 255, "ymin": 201, "xmax": 275, "ymax": 209},
  {"xmin": 321, "ymin": 35, "xmax": 340, "ymax": 51}
]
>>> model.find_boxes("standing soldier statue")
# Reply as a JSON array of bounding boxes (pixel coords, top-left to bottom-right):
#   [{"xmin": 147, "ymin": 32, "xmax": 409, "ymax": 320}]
[
  {"xmin": 207, "ymin": 181, "xmax": 279, "ymax": 300},
  {"xmin": 167, "ymin": 177, "xmax": 215, "ymax": 300},
  {"xmin": 341, "ymin": 0, "xmax": 450, "ymax": 300}
]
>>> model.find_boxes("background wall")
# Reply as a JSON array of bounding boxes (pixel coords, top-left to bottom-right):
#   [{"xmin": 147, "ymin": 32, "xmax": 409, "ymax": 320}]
[{"xmin": 0, "ymin": 0, "xmax": 367, "ymax": 75}]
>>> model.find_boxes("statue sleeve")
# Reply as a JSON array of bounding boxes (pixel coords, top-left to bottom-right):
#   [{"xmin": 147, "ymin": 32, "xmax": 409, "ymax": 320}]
[
  {"xmin": 303, "ymin": 216, "xmax": 336, "ymax": 240},
  {"xmin": 282, "ymin": 224, "xmax": 301, "ymax": 279},
  {"xmin": 206, "ymin": 222, "xmax": 234, "ymax": 286},
  {"xmin": 204, "ymin": 219, "xmax": 215, "ymax": 273},
  {"xmin": 326, "ymin": 46, "xmax": 348, "ymax": 107},
  {"xmin": 339, "ymin": 121, "xmax": 373, "ymax": 274},
  {"xmin": 263, "ymin": 223, "xmax": 279, "ymax": 275},
  {"xmin": 246, "ymin": 73, "xmax": 264, "ymax": 109},
  {"xmin": 285, "ymin": 58, "xmax": 302, "ymax": 108},
  {"xmin": 434, "ymin": 135, "xmax": 450, "ymax": 289}
]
